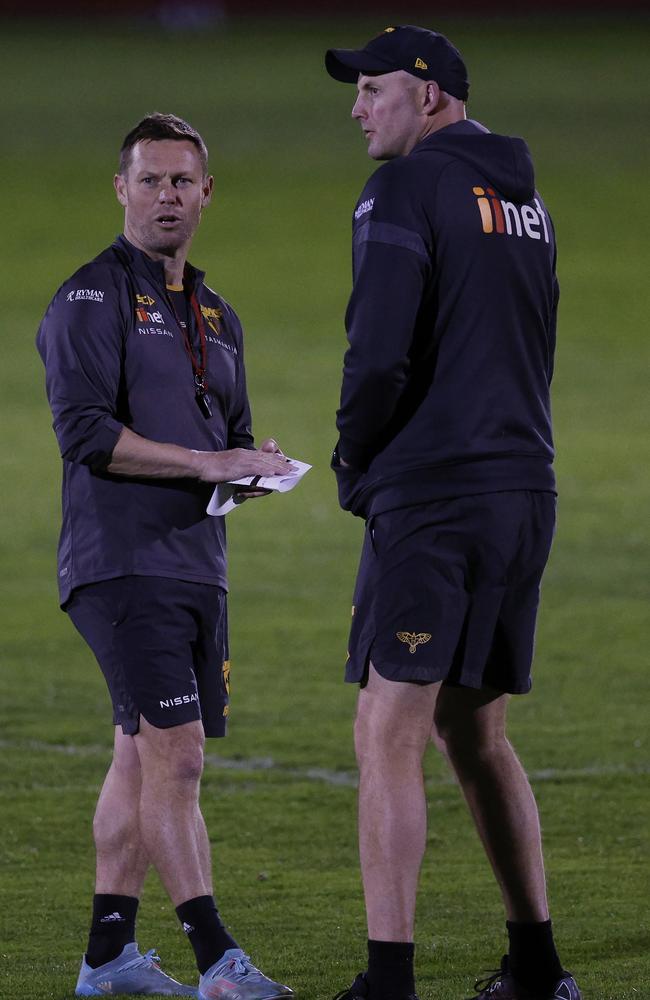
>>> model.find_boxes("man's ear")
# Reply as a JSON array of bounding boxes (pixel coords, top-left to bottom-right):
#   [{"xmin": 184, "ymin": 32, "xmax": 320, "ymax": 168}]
[
  {"xmin": 423, "ymin": 81, "xmax": 441, "ymax": 115},
  {"xmin": 114, "ymin": 173, "xmax": 127, "ymax": 208},
  {"xmin": 201, "ymin": 175, "xmax": 214, "ymax": 209}
]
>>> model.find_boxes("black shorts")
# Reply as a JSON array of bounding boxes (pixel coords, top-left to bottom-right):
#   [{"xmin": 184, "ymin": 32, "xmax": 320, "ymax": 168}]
[
  {"xmin": 346, "ymin": 491, "xmax": 556, "ymax": 694},
  {"xmin": 66, "ymin": 576, "xmax": 231, "ymax": 737}
]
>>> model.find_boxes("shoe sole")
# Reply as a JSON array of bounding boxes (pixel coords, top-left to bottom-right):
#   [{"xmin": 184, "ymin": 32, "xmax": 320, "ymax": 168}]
[
  {"xmin": 77, "ymin": 987, "xmax": 198, "ymax": 997},
  {"xmin": 198, "ymin": 992, "xmax": 291, "ymax": 1000}
]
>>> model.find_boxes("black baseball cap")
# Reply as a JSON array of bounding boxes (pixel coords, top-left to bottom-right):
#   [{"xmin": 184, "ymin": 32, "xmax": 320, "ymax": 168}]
[{"xmin": 325, "ymin": 25, "xmax": 469, "ymax": 101}]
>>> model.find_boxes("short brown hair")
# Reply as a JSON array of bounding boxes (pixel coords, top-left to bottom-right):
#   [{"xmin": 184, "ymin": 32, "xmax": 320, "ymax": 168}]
[{"xmin": 118, "ymin": 112, "xmax": 209, "ymax": 175}]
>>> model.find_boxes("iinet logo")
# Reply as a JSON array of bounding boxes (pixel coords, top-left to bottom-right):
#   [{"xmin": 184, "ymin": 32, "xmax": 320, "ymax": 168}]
[
  {"xmin": 473, "ymin": 186, "xmax": 550, "ymax": 243},
  {"xmin": 136, "ymin": 307, "xmax": 164, "ymax": 323}
]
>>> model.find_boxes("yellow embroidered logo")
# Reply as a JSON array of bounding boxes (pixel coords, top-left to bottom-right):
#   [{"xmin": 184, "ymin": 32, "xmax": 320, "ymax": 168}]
[
  {"xmin": 384, "ymin": 26, "xmax": 396, "ymax": 32},
  {"xmin": 136, "ymin": 294, "xmax": 155, "ymax": 306},
  {"xmin": 396, "ymin": 631, "xmax": 432, "ymax": 654},
  {"xmin": 414, "ymin": 57, "xmax": 428, "ymax": 70},
  {"xmin": 222, "ymin": 659, "xmax": 231, "ymax": 718},
  {"xmin": 201, "ymin": 304, "xmax": 222, "ymax": 336}
]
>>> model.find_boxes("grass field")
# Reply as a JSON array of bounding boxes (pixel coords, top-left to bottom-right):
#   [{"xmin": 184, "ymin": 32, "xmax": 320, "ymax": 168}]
[{"xmin": 1, "ymin": 12, "xmax": 649, "ymax": 1000}]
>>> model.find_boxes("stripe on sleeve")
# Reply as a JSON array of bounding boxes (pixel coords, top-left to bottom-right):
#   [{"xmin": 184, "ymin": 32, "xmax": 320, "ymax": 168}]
[{"xmin": 353, "ymin": 220, "xmax": 429, "ymax": 259}]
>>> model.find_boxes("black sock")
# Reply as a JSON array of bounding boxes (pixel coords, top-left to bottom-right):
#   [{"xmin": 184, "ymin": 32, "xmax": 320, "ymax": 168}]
[
  {"xmin": 367, "ymin": 940, "xmax": 416, "ymax": 999},
  {"xmin": 176, "ymin": 895, "xmax": 238, "ymax": 975},
  {"xmin": 507, "ymin": 919, "xmax": 564, "ymax": 993},
  {"xmin": 86, "ymin": 894, "xmax": 139, "ymax": 969}
]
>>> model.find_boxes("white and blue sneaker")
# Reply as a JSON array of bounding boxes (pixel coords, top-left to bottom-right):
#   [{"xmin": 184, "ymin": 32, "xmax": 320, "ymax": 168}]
[
  {"xmin": 198, "ymin": 948, "xmax": 293, "ymax": 1000},
  {"xmin": 75, "ymin": 941, "xmax": 198, "ymax": 996}
]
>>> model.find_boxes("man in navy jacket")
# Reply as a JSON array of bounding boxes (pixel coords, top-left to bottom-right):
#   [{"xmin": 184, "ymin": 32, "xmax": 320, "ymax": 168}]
[
  {"xmin": 325, "ymin": 27, "xmax": 581, "ymax": 1000},
  {"xmin": 37, "ymin": 113, "xmax": 293, "ymax": 1000}
]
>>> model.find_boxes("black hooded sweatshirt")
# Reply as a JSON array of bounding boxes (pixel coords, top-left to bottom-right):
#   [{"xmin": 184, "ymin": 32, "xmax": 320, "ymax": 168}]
[{"xmin": 333, "ymin": 118, "xmax": 558, "ymax": 518}]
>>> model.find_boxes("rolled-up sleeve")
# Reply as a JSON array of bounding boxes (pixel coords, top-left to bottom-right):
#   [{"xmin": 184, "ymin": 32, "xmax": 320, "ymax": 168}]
[{"xmin": 36, "ymin": 277, "xmax": 126, "ymax": 470}]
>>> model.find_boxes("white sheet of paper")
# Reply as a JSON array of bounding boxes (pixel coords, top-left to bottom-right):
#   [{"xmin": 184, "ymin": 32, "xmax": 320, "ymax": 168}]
[{"xmin": 207, "ymin": 458, "xmax": 312, "ymax": 516}]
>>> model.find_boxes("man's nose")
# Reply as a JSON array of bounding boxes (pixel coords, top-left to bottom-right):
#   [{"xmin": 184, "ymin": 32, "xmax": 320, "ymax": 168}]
[
  {"xmin": 158, "ymin": 185, "xmax": 177, "ymax": 202},
  {"xmin": 351, "ymin": 96, "xmax": 366, "ymax": 120}
]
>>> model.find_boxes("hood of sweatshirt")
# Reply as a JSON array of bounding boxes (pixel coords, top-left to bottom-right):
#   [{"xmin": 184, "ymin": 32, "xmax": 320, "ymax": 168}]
[{"xmin": 412, "ymin": 118, "xmax": 536, "ymax": 203}]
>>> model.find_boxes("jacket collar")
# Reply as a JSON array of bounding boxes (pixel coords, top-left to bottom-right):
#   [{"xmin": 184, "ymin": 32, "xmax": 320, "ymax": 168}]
[{"xmin": 113, "ymin": 234, "xmax": 206, "ymax": 293}]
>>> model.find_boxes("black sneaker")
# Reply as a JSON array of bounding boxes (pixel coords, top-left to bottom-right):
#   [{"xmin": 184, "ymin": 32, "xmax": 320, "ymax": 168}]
[
  {"xmin": 468, "ymin": 955, "xmax": 582, "ymax": 1000},
  {"xmin": 333, "ymin": 971, "xmax": 419, "ymax": 1000}
]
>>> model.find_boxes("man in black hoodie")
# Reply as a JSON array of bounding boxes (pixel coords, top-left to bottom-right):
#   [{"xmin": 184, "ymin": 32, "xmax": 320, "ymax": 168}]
[{"xmin": 325, "ymin": 27, "xmax": 581, "ymax": 1000}]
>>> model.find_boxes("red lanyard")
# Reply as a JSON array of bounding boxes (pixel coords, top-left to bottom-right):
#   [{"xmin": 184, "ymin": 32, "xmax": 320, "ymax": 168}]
[{"xmin": 168, "ymin": 289, "xmax": 212, "ymax": 418}]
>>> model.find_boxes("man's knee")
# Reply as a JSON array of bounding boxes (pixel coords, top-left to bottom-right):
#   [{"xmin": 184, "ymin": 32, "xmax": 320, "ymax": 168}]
[
  {"xmin": 433, "ymin": 685, "xmax": 509, "ymax": 762},
  {"xmin": 354, "ymin": 666, "xmax": 438, "ymax": 766},
  {"xmin": 169, "ymin": 741, "xmax": 204, "ymax": 784},
  {"xmin": 136, "ymin": 719, "xmax": 205, "ymax": 784}
]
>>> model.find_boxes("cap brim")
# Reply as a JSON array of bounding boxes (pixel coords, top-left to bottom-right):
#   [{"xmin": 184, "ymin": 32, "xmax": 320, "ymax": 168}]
[{"xmin": 325, "ymin": 48, "xmax": 396, "ymax": 83}]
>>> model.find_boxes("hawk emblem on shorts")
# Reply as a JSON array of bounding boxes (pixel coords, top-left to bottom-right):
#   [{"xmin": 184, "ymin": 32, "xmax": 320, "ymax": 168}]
[{"xmin": 396, "ymin": 631, "xmax": 432, "ymax": 654}]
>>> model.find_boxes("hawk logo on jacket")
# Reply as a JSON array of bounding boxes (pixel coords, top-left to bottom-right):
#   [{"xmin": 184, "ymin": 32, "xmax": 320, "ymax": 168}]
[
  {"xmin": 66, "ymin": 288, "xmax": 104, "ymax": 303},
  {"xmin": 473, "ymin": 186, "xmax": 550, "ymax": 243},
  {"xmin": 201, "ymin": 305, "xmax": 222, "ymax": 336},
  {"xmin": 136, "ymin": 294, "xmax": 155, "ymax": 306},
  {"xmin": 396, "ymin": 631, "xmax": 432, "ymax": 654}
]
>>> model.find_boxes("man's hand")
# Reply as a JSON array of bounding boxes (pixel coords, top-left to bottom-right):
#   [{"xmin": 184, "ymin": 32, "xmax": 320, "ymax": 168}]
[
  {"xmin": 194, "ymin": 443, "xmax": 294, "ymax": 484},
  {"xmin": 227, "ymin": 437, "xmax": 291, "ymax": 502}
]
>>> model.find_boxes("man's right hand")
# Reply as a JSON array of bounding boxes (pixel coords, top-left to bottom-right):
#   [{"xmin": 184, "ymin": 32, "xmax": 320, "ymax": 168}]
[
  {"xmin": 107, "ymin": 427, "xmax": 296, "ymax": 482},
  {"xmin": 194, "ymin": 447, "xmax": 295, "ymax": 484}
]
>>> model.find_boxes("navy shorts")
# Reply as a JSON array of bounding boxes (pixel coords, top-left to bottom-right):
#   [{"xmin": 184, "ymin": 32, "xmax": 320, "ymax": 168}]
[
  {"xmin": 346, "ymin": 491, "xmax": 556, "ymax": 694},
  {"xmin": 66, "ymin": 576, "xmax": 231, "ymax": 737}
]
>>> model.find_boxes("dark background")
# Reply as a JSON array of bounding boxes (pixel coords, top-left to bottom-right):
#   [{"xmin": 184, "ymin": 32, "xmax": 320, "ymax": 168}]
[{"xmin": 1, "ymin": 0, "xmax": 648, "ymax": 14}]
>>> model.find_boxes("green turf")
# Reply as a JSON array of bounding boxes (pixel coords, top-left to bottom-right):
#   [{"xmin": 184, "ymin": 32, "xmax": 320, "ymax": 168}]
[{"xmin": 1, "ymin": 13, "xmax": 649, "ymax": 1000}]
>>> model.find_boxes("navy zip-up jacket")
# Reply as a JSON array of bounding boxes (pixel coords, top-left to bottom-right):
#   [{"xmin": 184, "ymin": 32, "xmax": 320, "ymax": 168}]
[
  {"xmin": 334, "ymin": 119, "xmax": 559, "ymax": 518},
  {"xmin": 37, "ymin": 235, "xmax": 254, "ymax": 605}
]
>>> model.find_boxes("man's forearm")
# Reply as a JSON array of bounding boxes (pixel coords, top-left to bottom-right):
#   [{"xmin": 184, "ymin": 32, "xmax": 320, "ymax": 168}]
[
  {"xmin": 107, "ymin": 426, "xmax": 292, "ymax": 484},
  {"xmin": 107, "ymin": 427, "xmax": 204, "ymax": 479}
]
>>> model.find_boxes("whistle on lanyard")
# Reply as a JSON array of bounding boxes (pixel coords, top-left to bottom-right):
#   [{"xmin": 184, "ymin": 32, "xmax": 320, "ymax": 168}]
[{"xmin": 194, "ymin": 372, "xmax": 212, "ymax": 419}]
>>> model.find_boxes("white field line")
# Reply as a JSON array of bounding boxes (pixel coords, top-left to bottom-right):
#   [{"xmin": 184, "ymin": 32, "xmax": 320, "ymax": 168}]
[{"xmin": 1, "ymin": 738, "xmax": 648, "ymax": 788}]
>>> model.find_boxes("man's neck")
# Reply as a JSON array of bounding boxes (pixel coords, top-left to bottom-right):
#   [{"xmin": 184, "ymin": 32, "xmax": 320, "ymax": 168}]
[
  {"xmin": 122, "ymin": 230, "xmax": 188, "ymax": 287},
  {"xmin": 420, "ymin": 105, "xmax": 467, "ymax": 143},
  {"xmin": 160, "ymin": 256, "xmax": 186, "ymax": 288}
]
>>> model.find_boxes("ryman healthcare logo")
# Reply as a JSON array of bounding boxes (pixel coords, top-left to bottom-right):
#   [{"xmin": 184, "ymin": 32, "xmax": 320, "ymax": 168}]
[
  {"xmin": 473, "ymin": 186, "xmax": 550, "ymax": 243},
  {"xmin": 66, "ymin": 288, "xmax": 104, "ymax": 303},
  {"xmin": 354, "ymin": 197, "xmax": 375, "ymax": 221}
]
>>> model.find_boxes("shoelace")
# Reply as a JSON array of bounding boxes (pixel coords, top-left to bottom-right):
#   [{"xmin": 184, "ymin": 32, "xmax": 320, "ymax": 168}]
[
  {"xmin": 466, "ymin": 967, "xmax": 503, "ymax": 998},
  {"xmin": 227, "ymin": 953, "xmax": 250, "ymax": 977},
  {"xmin": 125, "ymin": 949, "xmax": 162, "ymax": 971},
  {"xmin": 331, "ymin": 977, "xmax": 365, "ymax": 1000}
]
